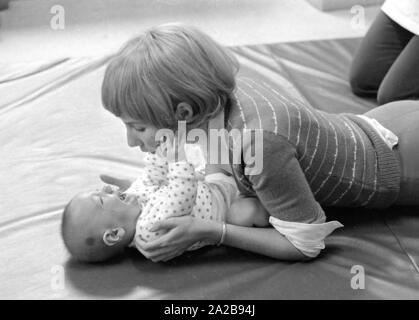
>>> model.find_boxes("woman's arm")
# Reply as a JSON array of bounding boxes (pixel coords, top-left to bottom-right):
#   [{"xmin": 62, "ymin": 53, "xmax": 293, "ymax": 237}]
[
  {"xmin": 205, "ymin": 162, "xmax": 233, "ymax": 176},
  {"xmin": 220, "ymin": 223, "xmax": 310, "ymax": 261},
  {"xmin": 135, "ymin": 216, "xmax": 309, "ymax": 262}
]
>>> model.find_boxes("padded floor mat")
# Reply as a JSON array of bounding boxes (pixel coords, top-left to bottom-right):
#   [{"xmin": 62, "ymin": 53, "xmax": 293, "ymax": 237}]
[{"xmin": 1, "ymin": 37, "xmax": 418, "ymax": 299}]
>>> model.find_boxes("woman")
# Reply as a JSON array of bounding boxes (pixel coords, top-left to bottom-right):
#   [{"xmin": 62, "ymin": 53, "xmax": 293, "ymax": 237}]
[{"xmin": 100, "ymin": 23, "xmax": 419, "ymax": 262}]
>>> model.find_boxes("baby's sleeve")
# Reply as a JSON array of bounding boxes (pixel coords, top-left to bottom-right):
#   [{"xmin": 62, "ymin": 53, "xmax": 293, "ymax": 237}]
[
  {"xmin": 143, "ymin": 153, "xmax": 169, "ymax": 186},
  {"xmin": 125, "ymin": 153, "xmax": 168, "ymax": 203}
]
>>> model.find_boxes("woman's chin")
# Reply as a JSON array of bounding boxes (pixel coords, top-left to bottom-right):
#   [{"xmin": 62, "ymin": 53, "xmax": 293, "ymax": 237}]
[{"xmin": 141, "ymin": 145, "xmax": 159, "ymax": 153}]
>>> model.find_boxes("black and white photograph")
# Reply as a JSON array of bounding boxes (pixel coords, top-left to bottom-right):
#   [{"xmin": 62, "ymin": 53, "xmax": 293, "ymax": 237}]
[{"xmin": 1, "ymin": 0, "xmax": 419, "ymax": 303}]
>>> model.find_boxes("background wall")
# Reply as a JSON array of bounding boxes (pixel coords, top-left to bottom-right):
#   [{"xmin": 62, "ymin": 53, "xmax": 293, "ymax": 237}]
[{"xmin": 0, "ymin": 0, "xmax": 381, "ymax": 62}]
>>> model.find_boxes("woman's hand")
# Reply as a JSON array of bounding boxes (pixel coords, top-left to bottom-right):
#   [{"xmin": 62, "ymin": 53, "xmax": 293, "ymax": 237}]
[
  {"xmin": 136, "ymin": 216, "xmax": 218, "ymax": 262},
  {"xmin": 99, "ymin": 174, "xmax": 133, "ymax": 192}
]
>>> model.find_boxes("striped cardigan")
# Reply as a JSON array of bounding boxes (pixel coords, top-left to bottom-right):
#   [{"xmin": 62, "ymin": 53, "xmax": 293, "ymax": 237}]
[{"xmin": 225, "ymin": 76, "xmax": 401, "ymax": 223}]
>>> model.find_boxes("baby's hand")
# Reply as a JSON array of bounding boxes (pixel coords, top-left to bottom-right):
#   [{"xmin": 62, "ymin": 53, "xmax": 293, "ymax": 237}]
[
  {"xmin": 166, "ymin": 132, "xmax": 186, "ymax": 163},
  {"xmin": 99, "ymin": 174, "xmax": 133, "ymax": 192},
  {"xmin": 155, "ymin": 138, "xmax": 168, "ymax": 159},
  {"xmin": 102, "ymin": 184, "xmax": 117, "ymax": 194}
]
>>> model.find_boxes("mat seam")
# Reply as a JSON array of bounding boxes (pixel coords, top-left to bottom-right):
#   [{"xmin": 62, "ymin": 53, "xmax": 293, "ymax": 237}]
[
  {"xmin": 383, "ymin": 218, "xmax": 419, "ymax": 276},
  {"xmin": 264, "ymin": 44, "xmax": 319, "ymax": 109}
]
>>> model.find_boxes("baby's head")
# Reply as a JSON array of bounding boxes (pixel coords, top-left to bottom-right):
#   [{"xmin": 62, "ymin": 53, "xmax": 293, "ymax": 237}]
[
  {"xmin": 101, "ymin": 22, "xmax": 240, "ymax": 132},
  {"xmin": 61, "ymin": 189, "xmax": 141, "ymax": 263}
]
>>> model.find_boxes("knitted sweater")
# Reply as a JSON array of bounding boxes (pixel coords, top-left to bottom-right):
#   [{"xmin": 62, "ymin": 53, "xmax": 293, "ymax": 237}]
[{"xmin": 224, "ymin": 76, "xmax": 401, "ymax": 224}]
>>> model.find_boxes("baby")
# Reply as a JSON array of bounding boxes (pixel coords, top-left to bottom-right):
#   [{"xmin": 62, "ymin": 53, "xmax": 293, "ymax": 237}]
[{"xmin": 61, "ymin": 138, "xmax": 269, "ymax": 263}]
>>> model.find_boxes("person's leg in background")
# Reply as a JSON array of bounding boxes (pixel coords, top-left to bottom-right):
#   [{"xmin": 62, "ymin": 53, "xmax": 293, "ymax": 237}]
[
  {"xmin": 349, "ymin": 11, "xmax": 414, "ymax": 99},
  {"xmin": 377, "ymin": 35, "xmax": 419, "ymax": 105},
  {"xmin": 363, "ymin": 100, "xmax": 419, "ymax": 205},
  {"xmin": 0, "ymin": 0, "xmax": 9, "ymax": 11}
]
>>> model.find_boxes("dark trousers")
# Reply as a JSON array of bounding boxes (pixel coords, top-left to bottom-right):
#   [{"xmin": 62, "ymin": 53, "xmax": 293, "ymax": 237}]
[{"xmin": 350, "ymin": 11, "xmax": 419, "ymax": 105}]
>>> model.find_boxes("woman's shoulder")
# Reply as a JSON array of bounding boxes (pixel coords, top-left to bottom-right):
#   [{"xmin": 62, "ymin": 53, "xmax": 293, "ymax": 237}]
[{"xmin": 228, "ymin": 76, "xmax": 311, "ymax": 138}]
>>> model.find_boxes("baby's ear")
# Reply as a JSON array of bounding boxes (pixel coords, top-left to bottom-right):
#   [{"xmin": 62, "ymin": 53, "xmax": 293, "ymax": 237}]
[{"xmin": 102, "ymin": 227, "xmax": 126, "ymax": 246}]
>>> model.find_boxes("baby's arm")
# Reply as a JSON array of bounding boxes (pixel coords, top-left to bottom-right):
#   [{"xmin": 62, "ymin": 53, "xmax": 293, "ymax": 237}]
[
  {"xmin": 142, "ymin": 152, "xmax": 169, "ymax": 186},
  {"xmin": 134, "ymin": 159, "xmax": 198, "ymax": 243},
  {"xmin": 227, "ymin": 197, "xmax": 270, "ymax": 227},
  {"xmin": 124, "ymin": 152, "xmax": 168, "ymax": 201}
]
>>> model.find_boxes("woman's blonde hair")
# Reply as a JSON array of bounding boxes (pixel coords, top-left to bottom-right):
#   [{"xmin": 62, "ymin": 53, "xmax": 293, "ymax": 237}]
[{"xmin": 102, "ymin": 23, "xmax": 240, "ymax": 129}]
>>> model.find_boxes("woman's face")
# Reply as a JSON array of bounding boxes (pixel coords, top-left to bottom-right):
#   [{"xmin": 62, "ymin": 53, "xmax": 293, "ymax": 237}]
[{"xmin": 119, "ymin": 113, "xmax": 161, "ymax": 153}]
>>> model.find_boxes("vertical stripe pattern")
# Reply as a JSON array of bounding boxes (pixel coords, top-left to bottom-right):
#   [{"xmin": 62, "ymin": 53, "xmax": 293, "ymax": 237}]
[{"xmin": 228, "ymin": 76, "xmax": 399, "ymax": 208}]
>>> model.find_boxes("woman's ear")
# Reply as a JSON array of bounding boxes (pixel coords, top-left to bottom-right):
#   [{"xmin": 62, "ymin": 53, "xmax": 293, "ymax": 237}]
[
  {"xmin": 102, "ymin": 227, "xmax": 126, "ymax": 246},
  {"xmin": 174, "ymin": 102, "xmax": 194, "ymax": 122}
]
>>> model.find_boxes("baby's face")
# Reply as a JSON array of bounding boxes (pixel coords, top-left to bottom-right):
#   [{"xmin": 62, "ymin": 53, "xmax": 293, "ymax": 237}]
[
  {"xmin": 63, "ymin": 189, "xmax": 142, "ymax": 262},
  {"xmin": 72, "ymin": 189, "xmax": 141, "ymax": 239}
]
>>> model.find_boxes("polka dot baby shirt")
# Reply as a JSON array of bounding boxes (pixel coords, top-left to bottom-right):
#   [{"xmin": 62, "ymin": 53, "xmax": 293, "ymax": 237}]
[{"xmin": 128, "ymin": 153, "xmax": 238, "ymax": 252}]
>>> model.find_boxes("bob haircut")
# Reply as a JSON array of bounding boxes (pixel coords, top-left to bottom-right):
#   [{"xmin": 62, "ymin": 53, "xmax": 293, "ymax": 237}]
[{"xmin": 102, "ymin": 23, "xmax": 240, "ymax": 129}]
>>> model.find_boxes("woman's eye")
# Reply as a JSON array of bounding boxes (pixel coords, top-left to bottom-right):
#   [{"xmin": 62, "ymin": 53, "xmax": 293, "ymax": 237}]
[{"xmin": 133, "ymin": 127, "xmax": 145, "ymax": 132}]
